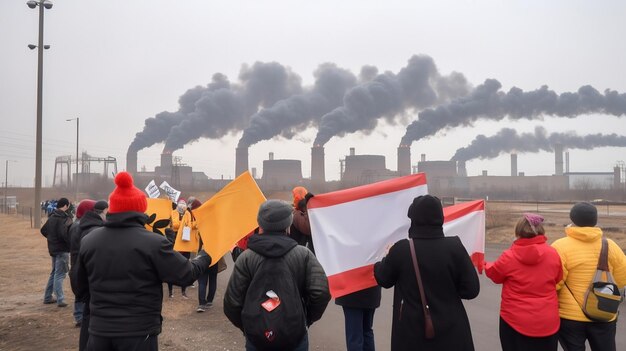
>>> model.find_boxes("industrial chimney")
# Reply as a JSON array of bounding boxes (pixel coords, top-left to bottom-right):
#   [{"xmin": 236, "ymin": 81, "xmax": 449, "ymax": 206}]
[
  {"xmin": 161, "ymin": 152, "xmax": 173, "ymax": 170},
  {"xmin": 311, "ymin": 146, "xmax": 325, "ymax": 184},
  {"xmin": 457, "ymin": 161, "xmax": 467, "ymax": 177},
  {"xmin": 614, "ymin": 166, "xmax": 621, "ymax": 190},
  {"xmin": 554, "ymin": 143, "xmax": 564, "ymax": 176},
  {"xmin": 235, "ymin": 147, "xmax": 249, "ymax": 177},
  {"xmin": 397, "ymin": 146, "xmax": 411, "ymax": 176},
  {"xmin": 126, "ymin": 149, "xmax": 137, "ymax": 175},
  {"xmin": 511, "ymin": 153, "xmax": 518, "ymax": 177},
  {"xmin": 269, "ymin": 152, "xmax": 274, "ymax": 161},
  {"xmin": 421, "ymin": 154, "xmax": 426, "ymax": 162},
  {"xmin": 565, "ymin": 151, "xmax": 570, "ymax": 174}
]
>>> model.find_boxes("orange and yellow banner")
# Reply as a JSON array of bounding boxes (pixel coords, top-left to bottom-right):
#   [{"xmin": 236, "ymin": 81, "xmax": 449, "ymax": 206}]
[
  {"xmin": 145, "ymin": 198, "xmax": 173, "ymax": 235},
  {"xmin": 194, "ymin": 171, "xmax": 266, "ymax": 265}
]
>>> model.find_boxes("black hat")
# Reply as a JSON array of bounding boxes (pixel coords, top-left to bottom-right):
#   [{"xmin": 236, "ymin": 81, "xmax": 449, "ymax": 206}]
[
  {"xmin": 570, "ymin": 202, "xmax": 597, "ymax": 227},
  {"xmin": 257, "ymin": 200, "xmax": 293, "ymax": 232},
  {"xmin": 408, "ymin": 195, "xmax": 444, "ymax": 227},
  {"xmin": 94, "ymin": 200, "xmax": 109, "ymax": 211},
  {"xmin": 56, "ymin": 198, "xmax": 70, "ymax": 209}
]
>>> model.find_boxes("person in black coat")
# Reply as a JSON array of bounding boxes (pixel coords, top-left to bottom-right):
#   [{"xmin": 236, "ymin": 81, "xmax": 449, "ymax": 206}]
[
  {"xmin": 70, "ymin": 200, "xmax": 108, "ymax": 351},
  {"xmin": 374, "ymin": 195, "xmax": 480, "ymax": 351},
  {"xmin": 75, "ymin": 172, "xmax": 212, "ymax": 351},
  {"xmin": 41, "ymin": 197, "xmax": 73, "ymax": 307}
]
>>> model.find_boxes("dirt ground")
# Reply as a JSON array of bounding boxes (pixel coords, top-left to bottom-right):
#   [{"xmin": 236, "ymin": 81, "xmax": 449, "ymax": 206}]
[{"xmin": 1, "ymin": 202, "xmax": 625, "ymax": 351}]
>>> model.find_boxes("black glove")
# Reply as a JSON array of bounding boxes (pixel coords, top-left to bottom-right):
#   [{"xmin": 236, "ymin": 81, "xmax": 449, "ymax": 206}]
[
  {"xmin": 305, "ymin": 192, "xmax": 315, "ymax": 202},
  {"xmin": 194, "ymin": 249, "xmax": 212, "ymax": 268}
]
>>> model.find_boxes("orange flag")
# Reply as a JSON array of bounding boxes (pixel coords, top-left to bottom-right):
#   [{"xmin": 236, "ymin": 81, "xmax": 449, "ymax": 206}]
[
  {"xmin": 145, "ymin": 198, "xmax": 173, "ymax": 235},
  {"xmin": 194, "ymin": 171, "xmax": 266, "ymax": 265}
]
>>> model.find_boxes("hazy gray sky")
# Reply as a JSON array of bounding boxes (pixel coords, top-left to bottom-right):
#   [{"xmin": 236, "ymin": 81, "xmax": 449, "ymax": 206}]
[{"xmin": 2, "ymin": 0, "xmax": 626, "ymax": 187}]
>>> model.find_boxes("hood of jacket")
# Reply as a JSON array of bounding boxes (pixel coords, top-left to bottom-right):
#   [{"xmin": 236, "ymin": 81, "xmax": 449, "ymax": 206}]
[
  {"xmin": 104, "ymin": 211, "xmax": 148, "ymax": 229},
  {"xmin": 247, "ymin": 231, "xmax": 298, "ymax": 258},
  {"xmin": 511, "ymin": 235, "xmax": 548, "ymax": 265},
  {"xmin": 50, "ymin": 208, "xmax": 70, "ymax": 219},
  {"xmin": 79, "ymin": 210, "xmax": 105, "ymax": 232},
  {"xmin": 407, "ymin": 195, "xmax": 445, "ymax": 238},
  {"xmin": 565, "ymin": 226, "xmax": 602, "ymax": 242}
]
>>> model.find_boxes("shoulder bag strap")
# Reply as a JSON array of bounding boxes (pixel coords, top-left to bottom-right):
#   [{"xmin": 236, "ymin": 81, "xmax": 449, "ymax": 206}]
[
  {"xmin": 408, "ymin": 239, "xmax": 435, "ymax": 339},
  {"xmin": 598, "ymin": 237, "xmax": 609, "ymax": 271}
]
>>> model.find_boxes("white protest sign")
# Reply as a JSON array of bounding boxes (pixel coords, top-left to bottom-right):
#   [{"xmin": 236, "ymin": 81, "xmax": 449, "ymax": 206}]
[
  {"xmin": 159, "ymin": 181, "xmax": 181, "ymax": 203},
  {"xmin": 145, "ymin": 180, "xmax": 161, "ymax": 198}
]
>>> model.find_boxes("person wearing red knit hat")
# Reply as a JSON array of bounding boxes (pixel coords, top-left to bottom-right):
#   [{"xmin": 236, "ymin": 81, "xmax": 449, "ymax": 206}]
[{"xmin": 74, "ymin": 172, "xmax": 212, "ymax": 351}]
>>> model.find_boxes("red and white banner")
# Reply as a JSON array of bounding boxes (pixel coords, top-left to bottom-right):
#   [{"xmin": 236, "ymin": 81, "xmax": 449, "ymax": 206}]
[{"xmin": 308, "ymin": 174, "xmax": 485, "ymax": 298}]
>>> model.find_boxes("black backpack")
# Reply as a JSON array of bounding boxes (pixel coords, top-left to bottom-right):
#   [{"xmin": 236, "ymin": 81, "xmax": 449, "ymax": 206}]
[{"xmin": 241, "ymin": 252, "xmax": 307, "ymax": 350}]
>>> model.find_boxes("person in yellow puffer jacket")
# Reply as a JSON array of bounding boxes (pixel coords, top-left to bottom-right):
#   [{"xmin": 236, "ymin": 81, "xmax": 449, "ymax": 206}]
[{"xmin": 552, "ymin": 202, "xmax": 626, "ymax": 351}]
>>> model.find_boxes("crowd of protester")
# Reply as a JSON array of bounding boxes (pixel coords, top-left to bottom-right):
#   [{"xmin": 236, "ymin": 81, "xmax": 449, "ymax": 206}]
[{"xmin": 40, "ymin": 171, "xmax": 626, "ymax": 351}]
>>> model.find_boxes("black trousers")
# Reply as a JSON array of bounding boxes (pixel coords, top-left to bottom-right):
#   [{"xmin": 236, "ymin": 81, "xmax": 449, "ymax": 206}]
[
  {"xmin": 558, "ymin": 318, "xmax": 616, "ymax": 351},
  {"xmin": 86, "ymin": 334, "xmax": 158, "ymax": 351},
  {"xmin": 499, "ymin": 317, "xmax": 558, "ymax": 351}
]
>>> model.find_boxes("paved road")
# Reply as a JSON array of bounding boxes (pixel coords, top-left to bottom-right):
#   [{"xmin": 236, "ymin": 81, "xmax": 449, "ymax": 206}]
[{"xmin": 308, "ymin": 244, "xmax": 626, "ymax": 350}]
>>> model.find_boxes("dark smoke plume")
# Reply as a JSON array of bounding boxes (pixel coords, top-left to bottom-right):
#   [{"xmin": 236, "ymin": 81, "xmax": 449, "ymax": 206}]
[
  {"xmin": 402, "ymin": 79, "xmax": 626, "ymax": 146},
  {"xmin": 128, "ymin": 62, "xmax": 302, "ymax": 153},
  {"xmin": 237, "ymin": 63, "xmax": 358, "ymax": 148},
  {"xmin": 313, "ymin": 55, "xmax": 471, "ymax": 146},
  {"xmin": 451, "ymin": 126, "xmax": 626, "ymax": 162}
]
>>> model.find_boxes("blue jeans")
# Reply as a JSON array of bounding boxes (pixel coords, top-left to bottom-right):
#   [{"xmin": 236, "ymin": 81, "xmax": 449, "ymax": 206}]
[
  {"xmin": 342, "ymin": 306, "xmax": 376, "ymax": 351},
  {"xmin": 245, "ymin": 332, "xmax": 308, "ymax": 351},
  {"xmin": 74, "ymin": 301, "xmax": 84, "ymax": 323},
  {"xmin": 43, "ymin": 253, "xmax": 69, "ymax": 304}
]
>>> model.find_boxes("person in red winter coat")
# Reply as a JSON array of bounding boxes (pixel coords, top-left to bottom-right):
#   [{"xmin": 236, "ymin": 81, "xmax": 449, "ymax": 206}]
[{"xmin": 485, "ymin": 213, "xmax": 563, "ymax": 351}]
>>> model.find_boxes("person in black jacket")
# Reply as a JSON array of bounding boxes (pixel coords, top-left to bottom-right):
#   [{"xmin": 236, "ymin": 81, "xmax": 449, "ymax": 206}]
[
  {"xmin": 70, "ymin": 200, "xmax": 108, "ymax": 351},
  {"xmin": 224, "ymin": 199, "xmax": 331, "ymax": 351},
  {"xmin": 374, "ymin": 195, "xmax": 480, "ymax": 351},
  {"xmin": 68, "ymin": 199, "xmax": 96, "ymax": 327},
  {"xmin": 41, "ymin": 197, "xmax": 73, "ymax": 307},
  {"xmin": 75, "ymin": 172, "xmax": 211, "ymax": 351}
]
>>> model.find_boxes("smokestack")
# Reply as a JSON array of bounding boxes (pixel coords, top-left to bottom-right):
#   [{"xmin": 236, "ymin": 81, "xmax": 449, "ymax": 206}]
[
  {"xmin": 269, "ymin": 152, "xmax": 274, "ymax": 161},
  {"xmin": 349, "ymin": 147, "xmax": 355, "ymax": 156},
  {"xmin": 311, "ymin": 146, "xmax": 325, "ymax": 183},
  {"xmin": 126, "ymin": 149, "xmax": 137, "ymax": 175},
  {"xmin": 614, "ymin": 166, "xmax": 621, "ymax": 189},
  {"xmin": 554, "ymin": 143, "xmax": 564, "ymax": 175},
  {"xmin": 511, "ymin": 153, "xmax": 518, "ymax": 177},
  {"xmin": 421, "ymin": 154, "xmax": 426, "ymax": 162},
  {"xmin": 161, "ymin": 152, "xmax": 173, "ymax": 169},
  {"xmin": 457, "ymin": 161, "xmax": 467, "ymax": 177},
  {"xmin": 565, "ymin": 151, "xmax": 570, "ymax": 174},
  {"xmin": 482, "ymin": 170, "xmax": 488, "ymax": 176},
  {"xmin": 397, "ymin": 146, "xmax": 411, "ymax": 176},
  {"xmin": 235, "ymin": 147, "xmax": 249, "ymax": 176}
]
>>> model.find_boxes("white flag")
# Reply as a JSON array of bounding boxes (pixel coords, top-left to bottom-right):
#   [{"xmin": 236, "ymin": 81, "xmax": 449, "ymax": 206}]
[
  {"xmin": 308, "ymin": 174, "xmax": 485, "ymax": 298},
  {"xmin": 159, "ymin": 181, "xmax": 181, "ymax": 203},
  {"xmin": 144, "ymin": 180, "xmax": 161, "ymax": 199}
]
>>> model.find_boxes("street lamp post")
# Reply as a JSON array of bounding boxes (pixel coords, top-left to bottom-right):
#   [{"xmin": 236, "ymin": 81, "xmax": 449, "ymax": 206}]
[
  {"xmin": 27, "ymin": 0, "xmax": 53, "ymax": 228},
  {"xmin": 66, "ymin": 117, "xmax": 79, "ymax": 201}
]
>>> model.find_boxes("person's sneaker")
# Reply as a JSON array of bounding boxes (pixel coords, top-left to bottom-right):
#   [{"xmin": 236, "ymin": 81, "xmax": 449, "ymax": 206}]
[
  {"xmin": 196, "ymin": 305, "xmax": 205, "ymax": 313},
  {"xmin": 181, "ymin": 292, "xmax": 189, "ymax": 299},
  {"xmin": 57, "ymin": 302, "xmax": 68, "ymax": 308},
  {"xmin": 169, "ymin": 293, "xmax": 174, "ymax": 298},
  {"xmin": 205, "ymin": 302, "xmax": 213, "ymax": 307},
  {"xmin": 43, "ymin": 299, "xmax": 57, "ymax": 305}
]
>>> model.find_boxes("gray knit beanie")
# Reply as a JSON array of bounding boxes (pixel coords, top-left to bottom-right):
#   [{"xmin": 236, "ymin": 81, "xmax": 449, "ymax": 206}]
[
  {"xmin": 570, "ymin": 202, "xmax": 597, "ymax": 227},
  {"xmin": 257, "ymin": 200, "xmax": 293, "ymax": 232}
]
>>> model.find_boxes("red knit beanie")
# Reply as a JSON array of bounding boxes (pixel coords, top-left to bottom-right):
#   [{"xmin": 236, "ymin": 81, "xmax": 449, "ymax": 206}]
[
  {"xmin": 76, "ymin": 199, "xmax": 96, "ymax": 219},
  {"xmin": 108, "ymin": 172, "xmax": 147, "ymax": 214}
]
